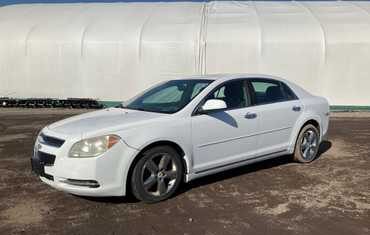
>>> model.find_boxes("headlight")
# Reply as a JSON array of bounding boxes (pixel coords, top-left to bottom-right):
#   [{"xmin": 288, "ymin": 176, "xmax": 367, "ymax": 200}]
[{"xmin": 69, "ymin": 135, "xmax": 120, "ymax": 158}]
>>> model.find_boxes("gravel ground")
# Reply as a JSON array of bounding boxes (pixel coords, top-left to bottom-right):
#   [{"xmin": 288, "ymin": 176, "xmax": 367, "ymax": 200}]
[{"xmin": 0, "ymin": 109, "xmax": 369, "ymax": 235}]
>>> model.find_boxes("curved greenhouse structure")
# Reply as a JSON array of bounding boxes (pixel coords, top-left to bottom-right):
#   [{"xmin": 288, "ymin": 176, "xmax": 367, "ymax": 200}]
[{"xmin": 0, "ymin": 1, "xmax": 370, "ymax": 107}]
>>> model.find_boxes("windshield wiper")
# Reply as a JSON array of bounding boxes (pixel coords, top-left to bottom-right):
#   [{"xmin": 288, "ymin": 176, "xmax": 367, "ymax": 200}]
[{"xmin": 121, "ymin": 106, "xmax": 147, "ymax": 112}]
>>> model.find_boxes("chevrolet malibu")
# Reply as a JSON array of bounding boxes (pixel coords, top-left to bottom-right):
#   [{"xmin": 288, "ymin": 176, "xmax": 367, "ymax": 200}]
[{"xmin": 31, "ymin": 74, "xmax": 329, "ymax": 202}]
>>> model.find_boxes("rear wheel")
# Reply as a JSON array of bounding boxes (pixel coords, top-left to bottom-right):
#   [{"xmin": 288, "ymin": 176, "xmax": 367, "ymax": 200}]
[
  {"xmin": 130, "ymin": 146, "xmax": 183, "ymax": 203},
  {"xmin": 293, "ymin": 124, "xmax": 320, "ymax": 163}
]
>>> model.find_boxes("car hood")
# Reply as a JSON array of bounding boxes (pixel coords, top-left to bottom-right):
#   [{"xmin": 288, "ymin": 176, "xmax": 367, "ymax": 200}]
[{"xmin": 47, "ymin": 108, "xmax": 166, "ymax": 137}]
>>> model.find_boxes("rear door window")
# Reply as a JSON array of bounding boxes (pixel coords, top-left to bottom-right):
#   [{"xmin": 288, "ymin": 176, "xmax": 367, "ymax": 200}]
[{"xmin": 250, "ymin": 80, "xmax": 297, "ymax": 105}]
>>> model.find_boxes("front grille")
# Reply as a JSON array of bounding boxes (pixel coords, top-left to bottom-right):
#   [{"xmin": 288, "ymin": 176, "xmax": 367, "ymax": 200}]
[
  {"xmin": 40, "ymin": 133, "xmax": 65, "ymax": 148},
  {"xmin": 38, "ymin": 151, "xmax": 56, "ymax": 166}
]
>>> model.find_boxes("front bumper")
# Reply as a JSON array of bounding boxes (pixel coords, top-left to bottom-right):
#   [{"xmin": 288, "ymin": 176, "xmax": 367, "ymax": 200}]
[{"xmin": 31, "ymin": 130, "xmax": 138, "ymax": 197}]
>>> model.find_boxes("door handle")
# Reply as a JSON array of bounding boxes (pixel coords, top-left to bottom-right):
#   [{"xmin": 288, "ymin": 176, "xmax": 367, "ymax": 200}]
[
  {"xmin": 244, "ymin": 112, "xmax": 257, "ymax": 119},
  {"xmin": 292, "ymin": 106, "xmax": 301, "ymax": 112}
]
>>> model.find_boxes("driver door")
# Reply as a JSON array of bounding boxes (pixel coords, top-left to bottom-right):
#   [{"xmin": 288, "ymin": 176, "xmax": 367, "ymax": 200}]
[{"xmin": 191, "ymin": 79, "xmax": 259, "ymax": 173}]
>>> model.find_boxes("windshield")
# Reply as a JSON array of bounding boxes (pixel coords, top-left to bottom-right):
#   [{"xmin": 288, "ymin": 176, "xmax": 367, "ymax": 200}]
[{"xmin": 123, "ymin": 79, "xmax": 213, "ymax": 114}]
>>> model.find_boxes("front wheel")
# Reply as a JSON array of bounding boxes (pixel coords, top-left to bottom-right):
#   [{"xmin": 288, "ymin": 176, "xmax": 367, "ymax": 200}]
[
  {"xmin": 130, "ymin": 146, "xmax": 183, "ymax": 203},
  {"xmin": 293, "ymin": 124, "xmax": 320, "ymax": 163}
]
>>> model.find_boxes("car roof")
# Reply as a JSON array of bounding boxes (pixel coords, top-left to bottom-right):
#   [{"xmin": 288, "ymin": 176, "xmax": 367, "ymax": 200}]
[{"xmin": 178, "ymin": 73, "xmax": 285, "ymax": 82}]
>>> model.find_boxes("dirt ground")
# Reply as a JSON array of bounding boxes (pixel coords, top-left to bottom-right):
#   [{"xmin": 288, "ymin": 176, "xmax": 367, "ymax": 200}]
[{"xmin": 0, "ymin": 109, "xmax": 369, "ymax": 235}]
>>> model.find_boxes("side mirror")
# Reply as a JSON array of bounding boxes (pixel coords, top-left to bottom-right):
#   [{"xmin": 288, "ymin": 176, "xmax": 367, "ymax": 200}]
[{"xmin": 200, "ymin": 99, "xmax": 227, "ymax": 113}]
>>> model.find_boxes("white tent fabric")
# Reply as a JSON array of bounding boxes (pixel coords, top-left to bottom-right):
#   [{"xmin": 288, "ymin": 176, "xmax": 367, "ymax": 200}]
[{"xmin": 0, "ymin": 1, "xmax": 370, "ymax": 106}]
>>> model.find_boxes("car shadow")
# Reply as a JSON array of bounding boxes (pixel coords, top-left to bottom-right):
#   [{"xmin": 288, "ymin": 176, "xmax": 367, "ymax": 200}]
[
  {"xmin": 80, "ymin": 140, "xmax": 332, "ymax": 204},
  {"xmin": 208, "ymin": 111, "xmax": 238, "ymax": 128},
  {"xmin": 77, "ymin": 193, "xmax": 139, "ymax": 204},
  {"xmin": 178, "ymin": 140, "xmax": 332, "ymax": 195},
  {"xmin": 316, "ymin": 140, "xmax": 332, "ymax": 159}
]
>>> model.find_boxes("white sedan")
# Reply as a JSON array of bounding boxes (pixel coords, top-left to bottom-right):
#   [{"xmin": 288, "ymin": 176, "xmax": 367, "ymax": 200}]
[{"xmin": 31, "ymin": 74, "xmax": 329, "ymax": 202}]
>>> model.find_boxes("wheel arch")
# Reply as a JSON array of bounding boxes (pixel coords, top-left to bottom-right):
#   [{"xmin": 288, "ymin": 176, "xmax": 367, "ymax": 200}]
[
  {"xmin": 302, "ymin": 119, "xmax": 320, "ymax": 134},
  {"xmin": 125, "ymin": 140, "xmax": 189, "ymax": 195},
  {"xmin": 289, "ymin": 115, "xmax": 322, "ymax": 153}
]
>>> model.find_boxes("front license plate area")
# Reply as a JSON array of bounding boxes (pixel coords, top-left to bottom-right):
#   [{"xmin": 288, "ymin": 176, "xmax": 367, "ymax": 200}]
[
  {"xmin": 31, "ymin": 157, "xmax": 44, "ymax": 176},
  {"xmin": 31, "ymin": 151, "xmax": 55, "ymax": 181}
]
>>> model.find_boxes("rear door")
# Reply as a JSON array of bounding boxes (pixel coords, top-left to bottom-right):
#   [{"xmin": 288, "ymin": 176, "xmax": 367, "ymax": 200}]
[{"xmin": 248, "ymin": 79, "xmax": 302, "ymax": 155}]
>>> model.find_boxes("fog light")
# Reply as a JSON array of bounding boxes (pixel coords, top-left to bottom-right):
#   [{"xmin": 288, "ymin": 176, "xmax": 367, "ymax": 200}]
[{"xmin": 61, "ymin": 179, "xmax": 100, "ymax": 188}]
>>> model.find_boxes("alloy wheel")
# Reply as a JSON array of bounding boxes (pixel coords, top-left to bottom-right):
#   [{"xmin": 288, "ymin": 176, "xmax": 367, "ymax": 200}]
[
  {"xmin": 141, "ymin": 153, "xmax": 178, "ymax": 197},
  {"xmin": 300, "ymin": 129, "xmax": 318, "ymax": 161}
]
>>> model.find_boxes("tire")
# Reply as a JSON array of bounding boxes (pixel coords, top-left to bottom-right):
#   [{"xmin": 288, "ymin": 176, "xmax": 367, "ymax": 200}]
[
  {"xmin": 293, "ymin": 124, "xmax": 320, "ymax": 163},
  {"xmin": 130, "ymin": 145, "xmax": 183, "ymax": 203}
]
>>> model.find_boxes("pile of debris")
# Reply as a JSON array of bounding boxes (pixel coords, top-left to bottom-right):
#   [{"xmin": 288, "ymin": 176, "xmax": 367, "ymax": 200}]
[{"xmin": 0, "ymin": 97, "xmax": 103, "ymax": 109}]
